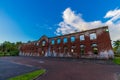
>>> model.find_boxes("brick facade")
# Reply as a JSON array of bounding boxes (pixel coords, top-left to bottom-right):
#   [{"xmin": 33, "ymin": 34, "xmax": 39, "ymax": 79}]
[{"xmin": 19, "ymin": 26, "xmax": 114, "ymax": 59}]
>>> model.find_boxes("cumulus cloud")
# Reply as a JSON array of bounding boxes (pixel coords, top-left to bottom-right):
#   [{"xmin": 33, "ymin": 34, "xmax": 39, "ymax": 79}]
[
  {"xmin": 104, "ymin": 8, "xmax": 120, "ymax": 41},
  {"xmin": 104, "ymin": 8, "xmax": 120, "ymax": 23},
  {"xmin": 55, "ymin": 8, "xmax": 120, "ymax": 41}
]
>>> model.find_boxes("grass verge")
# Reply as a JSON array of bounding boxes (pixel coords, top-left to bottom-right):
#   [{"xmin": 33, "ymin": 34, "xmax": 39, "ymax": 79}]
[
  {"xmin": 113, "ymin": 57, "xmax": 120, "ymax": 65},
  {"xmin": 8, "ymin": 69, "xmax": 46, "ymax": 80}
]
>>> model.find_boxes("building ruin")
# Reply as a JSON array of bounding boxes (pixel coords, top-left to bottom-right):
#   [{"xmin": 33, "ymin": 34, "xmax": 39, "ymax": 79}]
[{"xmin": 19, "ymin": 26, "xmax": 114, "ymax": 59}]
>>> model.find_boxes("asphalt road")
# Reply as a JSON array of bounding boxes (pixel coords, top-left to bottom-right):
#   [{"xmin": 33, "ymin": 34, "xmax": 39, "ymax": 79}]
[
  {"xmin": 0, "ymin": 59, "xmax": 39, "ymax": 80},
  {"xmin": 0, "ymin": 56, "xmax": 120, "ymax": 80}
]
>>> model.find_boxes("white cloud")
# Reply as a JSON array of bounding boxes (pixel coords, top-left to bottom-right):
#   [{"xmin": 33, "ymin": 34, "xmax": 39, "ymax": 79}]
[
  {"xmin": 104, "ymin": 8, "xmax": 120, "ymax": 41},
  {"xmin": 55, "ymin": 8, "xmax": 120, "ymax": 41},
  {"xmin": 104, "ymin": 8, "xmax": 120, "ymax": 22}
]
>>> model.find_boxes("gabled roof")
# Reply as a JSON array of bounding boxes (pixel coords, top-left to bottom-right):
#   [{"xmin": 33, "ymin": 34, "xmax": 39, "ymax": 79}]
[{"xmin": 38, "ymin": 35, "xmax": 49, "ymax": 42}]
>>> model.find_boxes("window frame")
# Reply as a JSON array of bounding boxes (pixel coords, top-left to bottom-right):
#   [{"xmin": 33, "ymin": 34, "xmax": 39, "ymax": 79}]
[
  {"xmin": 63, "ymin": 37, "xmax": 68, "ymax": 43},
  {"xmin": 90, "ymin": 33, "xmax": 97, "ymax": 40},
  {"xmin": 91, "ymin": 43, "xmax": 97, "ymax": 47},
  {"xmin": 80, "ymin": 44, "xmax": 85, "ymax": 48},
  {"xmin": 51, "ymin": 39, "xmax": 55, "ymax": 45},
  {"xmin": 80, "ymin": 35, "xmax": 85, "ymax": 41},
  {"xmin": 57, "ymin": 38, "xmax": 61, "ymax": 44},
  {"xmin": 42, "ymin": 41, "xmax": 46, "ymax": 46},
  {"xmin": 71, "ymin": 36, "xmax": 76, "ymax": 42}
]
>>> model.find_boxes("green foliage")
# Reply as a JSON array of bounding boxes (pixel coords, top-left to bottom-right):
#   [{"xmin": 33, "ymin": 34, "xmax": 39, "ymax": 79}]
[
  {"xmin": 0, "ymin": 41, "xmax": 22, "ymax": 56},
  {"xmin": 10, "ymin": 50, "xmax": 19, "ymax": 56},
  {"xmin": 0, "ymin": 51, "xmax": 4, "ymax": 56},
  {"xmin": 114, "ymin": 54, "xmax": 120, "ymax": 57},
  {"xmin": 113, "ymin": 57, "xmax": 120, "ymax": 65},
  {"xmin": 8, "ymin": 69, "xmax": 46, "ymax": 80},
  {"xmin": 113, "ymin": 40, "xmax": 120, "ymax": 54},
  {"xmin": 116, "ymin": 47, "xmax": 120, "ymax": 54}
]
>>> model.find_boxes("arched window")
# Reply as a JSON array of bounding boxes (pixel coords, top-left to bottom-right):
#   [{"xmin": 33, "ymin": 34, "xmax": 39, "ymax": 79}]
[
  {"xmin": 80, "ymin": 48, "xmax": 84, "ymax": 55},
  {"xmin": 71, "ymin": 49, "xmax": 74, "ymax": 53},
  {"xmin": 91, "ymin": 43, "xmax": 97, "ymax": 47},
  {"xmin": 64, "ymin": 47, "xmax": 68, "ymax": 53},
  {"xmin": 80, "ymin": 44, "xmax": 85, "ymax": 48},
  {"xmin": 71, "ymin": 46, "xmax": 76, "ymax": 53},
  {"xmin": 58, "ymin": 47, "xmax": 61, "ymax": 53},
  {"xmin": 93, "ymin": 48, "xmax": 98, "ymax": 54},
  {"xmin": 42, "ymin": 41, "xmax": 46, "ymax": 46},
  {"xmin": 80, "ymin": 45, "xmax": 85, "ymax": 55}
]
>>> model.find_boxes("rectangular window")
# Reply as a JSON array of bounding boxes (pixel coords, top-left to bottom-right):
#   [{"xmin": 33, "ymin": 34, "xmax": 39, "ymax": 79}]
[
  {"xmin": 71, "ymin": 36, "xmax": 75, "ymax": 42},
  {"xmin": 51, "ymin": 40, "xmax": 55, "ymax": 45},
  {"xmin": 80, "ymin": 35, "xmax": 85, "ymax": 41},
  {"xmin": 63, "ymin": 37, "xmax": 67, "ymax": 43},
  {"xmin": 57, "ymin": 39, "xmax": 61, "ymax": 44},
  {"xmin": 36, "ymin": 42, "xmax": 39, "ymax": 46},
  {"xmin": 90, "ymin": 33, "xmax": 97, "ymax": 40}
]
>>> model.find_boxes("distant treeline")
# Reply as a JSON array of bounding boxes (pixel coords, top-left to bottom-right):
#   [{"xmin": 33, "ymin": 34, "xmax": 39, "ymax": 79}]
[{"xmin": 0, "ymin": 41, "xmax": 22, "ymax": 56}]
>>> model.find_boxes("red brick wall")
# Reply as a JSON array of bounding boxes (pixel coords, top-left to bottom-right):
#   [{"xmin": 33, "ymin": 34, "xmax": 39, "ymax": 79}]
[{"xmin": 19, "ymin": 26, "xmax": 113, "ymax": 59}]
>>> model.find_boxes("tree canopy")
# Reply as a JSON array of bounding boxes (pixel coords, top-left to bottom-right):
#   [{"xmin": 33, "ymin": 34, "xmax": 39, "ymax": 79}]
[
  {"xmin": 113, "ymin": 40, "xmax": 120, "ymax": 54},
  {"xmin": 0, "ymin": 41, "xmax": 22, "ymax": 56}
]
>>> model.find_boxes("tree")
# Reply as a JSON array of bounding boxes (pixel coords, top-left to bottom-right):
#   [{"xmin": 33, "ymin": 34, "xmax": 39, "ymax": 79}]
[
  {"xmin": 0, "ymin": 41, "xmax": 23, "ymax": 56},
  {"xmin": 113, "ymin": 40, "xmax": 120, "ymax": 53},
  {"xmin": 116, "ymin": 47, "xmax": 120, "ymax": 54}
]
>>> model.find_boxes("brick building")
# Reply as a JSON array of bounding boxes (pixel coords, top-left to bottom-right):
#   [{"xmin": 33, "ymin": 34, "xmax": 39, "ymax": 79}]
[{"xmin": 19, "ymin": 26, "xmax": 114, "ymax": 59}]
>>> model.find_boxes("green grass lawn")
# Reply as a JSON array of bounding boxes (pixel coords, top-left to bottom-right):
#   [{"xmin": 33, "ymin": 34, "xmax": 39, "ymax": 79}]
[
  {"xmin": 113, "ymin": 57, "xmax": 120, "ymax": 65},
  {"xmin": 8, "ymin": 69, "xmax": 46, "ymax": 80}
]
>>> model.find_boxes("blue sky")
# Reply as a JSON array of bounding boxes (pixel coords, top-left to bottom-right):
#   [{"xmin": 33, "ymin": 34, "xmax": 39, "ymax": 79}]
[{"xmin": 0, "ymin": 0, "xmax": 120, "ymax": 43}]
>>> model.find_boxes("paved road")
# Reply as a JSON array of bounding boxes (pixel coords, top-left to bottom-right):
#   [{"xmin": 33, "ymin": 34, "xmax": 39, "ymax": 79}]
[
  {"xmin": 0, "ymin": 56, "xmax": 120, "ymax": 80},
  {"xmin": 0, "ymin": 58, "xmax": 39, "ymax": 80}
]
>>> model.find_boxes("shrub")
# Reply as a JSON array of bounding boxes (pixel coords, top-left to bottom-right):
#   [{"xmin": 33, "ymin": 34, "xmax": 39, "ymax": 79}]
[
  {"xmin": 10, "ymin": 50, "xmax": 19, "ymax": 56},
  {"xmin": 114, "ymin": 54, "xmax": 120, "ymax": 57},
  {"xmin": 0, "ymin": 51, "xmax": 4, "ymax": 56}
]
